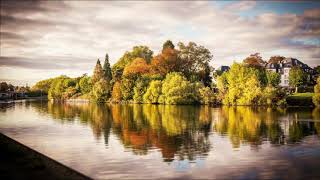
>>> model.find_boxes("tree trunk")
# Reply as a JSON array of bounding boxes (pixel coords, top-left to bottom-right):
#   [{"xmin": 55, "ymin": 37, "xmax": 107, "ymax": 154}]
[{"xmin": 295, "ymin": 86, "xmax": 298, "ymax": 93}]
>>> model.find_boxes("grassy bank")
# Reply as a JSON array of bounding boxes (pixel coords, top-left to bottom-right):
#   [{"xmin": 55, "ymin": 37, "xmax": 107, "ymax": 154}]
[
  {"xmin": 0, "ymin": 133, "xmax": 91, "ymax": 180},
  {"xmin": 286, "ymin": 93, "xmax": 314, "ymax": 107}
]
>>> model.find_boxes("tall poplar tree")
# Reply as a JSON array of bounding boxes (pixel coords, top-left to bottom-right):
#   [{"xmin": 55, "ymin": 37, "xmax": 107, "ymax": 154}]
[
  {"xmin": 103, "ymin": 53, "xmax": 112, "ymax": 82},
  {"xmin": 92, "ymin": 59, "xmax": 104, "ymax": 84}
]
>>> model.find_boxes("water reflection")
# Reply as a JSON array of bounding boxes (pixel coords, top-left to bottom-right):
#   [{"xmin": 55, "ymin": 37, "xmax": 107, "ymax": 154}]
[{"xmin": 25, "ymin": 101, "xmax": 320, "ymax": 162}]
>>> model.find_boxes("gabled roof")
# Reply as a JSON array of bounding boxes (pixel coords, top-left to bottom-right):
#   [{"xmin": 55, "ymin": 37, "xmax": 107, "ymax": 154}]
[{"xmin": 266, "ymin": 57, "xmax": 312, "ymax": 70}]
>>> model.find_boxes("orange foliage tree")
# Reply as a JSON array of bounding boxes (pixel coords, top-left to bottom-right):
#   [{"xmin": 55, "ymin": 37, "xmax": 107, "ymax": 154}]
[
  {"xmin": 111, "ymin": 81, "xmax": 122, "ymax": 102},
  {"xmin": 123, "ymin": 58, "xmax": 151, "ymax": 77},
  {"xmin": 151, "ymin": 48, "xmax": 182, "ymax": 76},
  {"xmin": 243, "ymin": 53, "xmax": 266, "ymax": 68}
]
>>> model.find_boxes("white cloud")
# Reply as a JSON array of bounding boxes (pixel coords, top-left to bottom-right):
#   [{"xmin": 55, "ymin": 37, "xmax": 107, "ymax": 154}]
[
  {"xmin": 0, "ymin": 1, "xmax": 319, "ymax": 85},
  {"xmin": 224, "ymin": 1, "xmax": 257, "ymax": 11}
]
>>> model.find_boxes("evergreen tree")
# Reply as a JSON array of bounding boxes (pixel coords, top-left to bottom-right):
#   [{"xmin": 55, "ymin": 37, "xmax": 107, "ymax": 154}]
[
  {"xmin": 92, "ymin": 59, "xmax": 104, "ymax": 84},
  {"xmin": 103, "ymin": 53, "xmax": 112, "ymax": 81}
]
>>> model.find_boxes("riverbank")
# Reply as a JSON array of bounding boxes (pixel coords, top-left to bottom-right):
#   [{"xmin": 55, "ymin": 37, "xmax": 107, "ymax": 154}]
[
  {"xmin": 286, "ymin": 93, "xmax": 314, "ymax": 107},
  {"xmin": 0, "ymin": 133, "xmax": 91, "ymax": 180},
  {"xmin": 46, "ymin": 92, "xmax": 317, "ymax": 107}
]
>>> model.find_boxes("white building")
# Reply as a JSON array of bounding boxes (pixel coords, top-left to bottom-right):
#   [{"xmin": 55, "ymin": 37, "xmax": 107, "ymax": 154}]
[{"xmin": 266, "ymin": 57, "xmax": 315, "ymax": 87}]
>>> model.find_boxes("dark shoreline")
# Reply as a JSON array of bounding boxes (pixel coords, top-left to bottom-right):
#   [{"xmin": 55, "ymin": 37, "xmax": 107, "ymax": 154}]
[{"xmin": 0, "ymin": 133, "xmax": 92, "ymax": 180}]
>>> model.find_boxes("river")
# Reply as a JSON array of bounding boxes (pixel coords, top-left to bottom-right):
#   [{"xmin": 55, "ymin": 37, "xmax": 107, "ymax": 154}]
[{"xmin": 1, "ymin": 101, "xmax": 320, "ymax": 179}]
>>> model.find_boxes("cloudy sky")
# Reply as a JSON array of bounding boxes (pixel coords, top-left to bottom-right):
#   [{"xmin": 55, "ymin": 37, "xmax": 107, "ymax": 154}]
[{"xmin": 1, "ymin": 1, "xmax": 319, "ymax": 85}]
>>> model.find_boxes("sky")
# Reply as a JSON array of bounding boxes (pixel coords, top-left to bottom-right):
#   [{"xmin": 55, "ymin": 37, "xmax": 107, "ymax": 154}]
[{"xmin": 0, "ymin": 1, "xmax": 319, "ymax": 86}]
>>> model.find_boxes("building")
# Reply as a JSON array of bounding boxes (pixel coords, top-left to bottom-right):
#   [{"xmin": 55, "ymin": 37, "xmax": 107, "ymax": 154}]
[
  {"xmin": 217, "ymin": 66, "xmax": 230, "ymax": 73},
  {"xmin": 266, "ymin": 57, "xmax": 315, "ymax": 87}
]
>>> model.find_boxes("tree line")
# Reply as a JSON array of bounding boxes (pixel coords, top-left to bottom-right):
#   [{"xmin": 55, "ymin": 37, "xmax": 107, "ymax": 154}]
[{"xmin": 31, "ymin": 40, "xmax": 320, "ymax": 106}]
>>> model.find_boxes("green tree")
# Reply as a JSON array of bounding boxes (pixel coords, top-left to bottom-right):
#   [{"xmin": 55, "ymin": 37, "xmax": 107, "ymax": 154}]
[
  {"xmin": 177, "ymin": 42, "xmax": 213, "ymax": 86},
  {"xmin": 223, "ymin": 63, "xmax": 262, "ymax": 105},
  {"xmin": 133, "ymin": 76, "xmax": 150, "ymax": 103},
  {"xmin": 92, "ymin": 59, "xmax": 104, "ymax": 84},
  {"xmin": 121, "ymin": 76, "xmax": 136, "ymax": 101},
  {"xmin": 48, "ymin": 76, "xmax": 77, "ymax": 100},
  {"xmin": 263, "ymin": 85, "xmax": 277, "ymax": 105},
  {"xmin": 103, "ymin": 53, "xmax": 112, "ymax": 82},
  {"xmin": 266, "ymin": 71, "xmax": 281, "ymax": 87},
  {"xmin": 289, "ymin": 66, "xmax": 305, "ymax": 93},
  {"xmin": 78, "ymin": 75, "xmax": 92, "ymax": 94},
  {"xmin": 313, "ymin": 77, "xmax": 320, "ymax": 106},
  {"xmin": 31, "ymin": 78, "xmax": 55, "ymax": 93},
  {"xmin": 314, "ymin": 65, "xmax": 320, "ymax": 75},
  {"xmin": 198, "ymin": 86, "xmax": 216, "ymax": 105},
  {"xmin": 91, "ymin": 78, "xmax": 111, "ymax": 102},
  {"xmin": 161, "ymin": 72, "xmax": 195, "ymax": 104},
  {"xmin": 143, "ymin": 80, "xmax": 162, "ymax": 104},
  {"xmin": 216, "ymin": 72, "xmax": 228, "ymax": 102}
]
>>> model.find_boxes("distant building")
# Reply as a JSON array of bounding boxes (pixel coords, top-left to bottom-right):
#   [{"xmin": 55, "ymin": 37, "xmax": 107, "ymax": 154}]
[
  {"xmin": 216, "ymin": 66, "xmax": 230, "ymax": 75},
  {"xmin": 266, "ymin": 57, "xmax": 315, "ymax": 87},
  {"xmin": 212, "ymin": 66, "xmax": 230, "ymax": 86},
  {"xmin": 217, "ymin": 66, "xmax": 230, "ymax": 73},
  {"xmin": 0, "ymin": 91, "xmax": 14, "ymax": 100}
]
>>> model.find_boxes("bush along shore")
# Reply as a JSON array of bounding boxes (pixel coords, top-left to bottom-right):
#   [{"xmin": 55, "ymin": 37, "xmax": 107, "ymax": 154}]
[{"xmin": 29, "ymin": 40, "xmax": 320, "ymax": 107}]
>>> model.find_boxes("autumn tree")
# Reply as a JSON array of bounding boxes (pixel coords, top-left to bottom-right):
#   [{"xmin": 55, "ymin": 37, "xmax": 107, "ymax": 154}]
[
  {"xmin": 112, "ymin": 46, "xmax": 153, "ymax": 79},
  {"xmin": 162, "ymin": 40, "xmax": 175, "ymax": 51},
  {"xmin": 103, "ymin": 53, "xmax": 112, "ymax": 82},
  {"xmin": 92, "ymin": 59, "xmax": 104, "ymax": 84},
  {"xmin": 123, "ymin": 58, "xmax": 151, "ymax": 77},
  {"xmin": 268, "ymin": 56, "xmax": 285, "ymax": 64},
  {"xmin": 289, "ymin": 66, "xmax": 306, "ymax": 93},
  {"xmin": 243, "ymin": 53, "xmax": 266, "ymax": 68},
  {"xmin": 111, "ymin": 81, "xmax": 122, "ymax": 102},
  {"xmin": 151, "ymin": 48, "xmax": 182, "ymax": 76}
]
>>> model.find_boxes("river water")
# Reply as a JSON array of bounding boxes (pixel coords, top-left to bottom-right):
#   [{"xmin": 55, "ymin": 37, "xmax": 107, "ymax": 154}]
[{"xmin": 1, "ymin": 101, "xmax": 320, "ymax": 179}]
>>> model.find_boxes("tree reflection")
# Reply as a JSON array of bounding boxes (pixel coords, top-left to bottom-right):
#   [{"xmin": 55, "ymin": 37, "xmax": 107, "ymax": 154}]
[
  {"xmin": 212, "ymin": 107, "xmax": 319, "ymax": 148},
  {"xmin": 110, "ymin": 104, "xmax": 211, "ymax": 161},
  {"xmin": 27, "ymin": 101, "xmax": 320, "ymax": 162}
]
